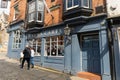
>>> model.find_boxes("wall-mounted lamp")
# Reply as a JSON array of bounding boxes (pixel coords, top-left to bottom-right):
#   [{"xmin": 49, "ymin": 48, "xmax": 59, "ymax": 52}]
[
  {"xmin": 64, "ymin": 24, "xmax": 71, "ymax": 36},
  {"xmin": 19, "ymin": 24, "xmax": 25, "ymax": 34},
  {"xmin": 64, "ymin": 24, "xmax": 71, "ymax": 45}
]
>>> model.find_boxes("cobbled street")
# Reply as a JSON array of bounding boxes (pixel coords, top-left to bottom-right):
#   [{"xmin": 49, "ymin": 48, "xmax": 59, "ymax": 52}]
[{"xmin": 0, "ymin": 53, "xmax": 72, "ymax": 80}]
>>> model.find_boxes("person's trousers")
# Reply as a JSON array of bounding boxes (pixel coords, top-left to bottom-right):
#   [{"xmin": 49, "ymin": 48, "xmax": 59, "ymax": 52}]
[
  {"xmin": 21, "ymin": 58, "xmax": 30, "ymax": 69},
  {"xmin": 30, "ymin": 57, "xmax": 34, "ymax": 68}
]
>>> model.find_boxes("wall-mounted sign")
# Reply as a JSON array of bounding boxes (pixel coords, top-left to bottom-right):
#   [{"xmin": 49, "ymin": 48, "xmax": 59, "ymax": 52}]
[
  {"xmin": 107, "ymin": 0, "xmax": 120, "ymax": 18},
  {"xmin": 27, "ymin": 28, "xmax": 63, "ymax": 40}
]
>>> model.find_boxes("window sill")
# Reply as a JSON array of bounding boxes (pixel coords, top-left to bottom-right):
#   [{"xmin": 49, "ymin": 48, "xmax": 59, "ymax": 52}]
[
  {"xmin": 44, "ymin": 56, "xmax": 64, "ymax": 58},
  {"xmin": 66, "ymin": 5, "xmax": 79, "ymax": 10},
  {"xmin": 49, "ymin": 4, "xmax": 61, "ymax": 11}
]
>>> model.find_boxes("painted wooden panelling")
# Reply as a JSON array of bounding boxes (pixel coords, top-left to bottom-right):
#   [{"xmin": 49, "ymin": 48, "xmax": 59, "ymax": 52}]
[
  {"xmin": 71, "ymin": 34, "xmax": 81, "ymax": 74},
  {"xmin": 44, "ymin": 57, "xmax": 64, "ymax": 71},
  {"xmin": 99, "ymin": 29, "xmax": 111, "ymax": 80},
  {"xmin": 44, "ymin": 57, "xmax": 64, "ymax": 64},
  {"xmin": 112, "ymin": 28, "xmax": 120, "ymax": 80}
]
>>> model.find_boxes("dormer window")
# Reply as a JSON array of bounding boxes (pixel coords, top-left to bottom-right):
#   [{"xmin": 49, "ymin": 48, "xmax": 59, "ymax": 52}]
[{"xmin": 66, "ymin": 0, "xmax": 79, "ymax": 10}]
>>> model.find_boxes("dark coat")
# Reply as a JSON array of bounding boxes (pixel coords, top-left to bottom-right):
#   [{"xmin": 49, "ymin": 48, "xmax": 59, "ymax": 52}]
[{"xmin": 23, "ymin": 47, "xmax": 31, "ymax": 58}]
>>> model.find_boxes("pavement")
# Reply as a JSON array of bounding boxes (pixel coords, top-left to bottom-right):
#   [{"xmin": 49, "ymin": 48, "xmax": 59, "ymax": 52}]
[{"xmin": 0, "ymin": 52, "xmax": 85, "ymax": 80}]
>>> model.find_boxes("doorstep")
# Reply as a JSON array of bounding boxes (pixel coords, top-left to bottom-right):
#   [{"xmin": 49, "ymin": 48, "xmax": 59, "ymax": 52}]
[{"xmin": 77, "ymin": 72, "xmax": 101, "ymax": 80}]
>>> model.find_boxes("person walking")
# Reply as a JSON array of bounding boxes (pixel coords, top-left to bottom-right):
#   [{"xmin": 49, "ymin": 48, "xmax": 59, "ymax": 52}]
[
  {"xmin": 21, "ymin": 45, "xmax": 31, "ymax": 70},
  {"xmin": 19, "ymin": 50, "xmax": 23, "ymax": 66},
  {"xmin": 30, "ymin": 47, "xmax": 35, "ymax": 68}
]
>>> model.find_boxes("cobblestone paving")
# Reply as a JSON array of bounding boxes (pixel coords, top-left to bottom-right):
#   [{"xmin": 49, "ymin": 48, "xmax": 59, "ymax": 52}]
[
  {"xmin": 0, "ymin": 53, "xmax": 85, "ymax": 80},
  {"xmin": 0, "ymin": 53, "xmax": 71, "ymax": 80}
]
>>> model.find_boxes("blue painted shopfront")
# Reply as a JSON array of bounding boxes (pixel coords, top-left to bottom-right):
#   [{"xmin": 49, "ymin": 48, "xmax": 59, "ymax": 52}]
[
  {"xmin": 7, "ymin": 16, "xmax": 111, "ymax": 80},
  {"xmin": 7, "ymin": 21, "xmax": 26, "ymax": 59}
]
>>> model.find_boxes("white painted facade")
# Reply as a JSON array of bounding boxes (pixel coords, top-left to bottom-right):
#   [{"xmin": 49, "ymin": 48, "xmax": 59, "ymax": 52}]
[
  {"xmin": 0, "ymin": 0, "xmax": 11, "ymax": 15},
  {"xmin": 106, "ymin": 0, "xmax": 120, "ymax": 18}
]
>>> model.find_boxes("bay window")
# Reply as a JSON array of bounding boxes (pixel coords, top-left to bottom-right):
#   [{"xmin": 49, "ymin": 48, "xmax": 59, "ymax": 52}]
[
  {"xmin": 66, "ymin": 0, "xmax": 90, "ymax": 10},
  {"xmin": 66, "ymin": 0, "xmax": 79, "ymax": 9},
  {"xmin": 37, "ymin": 0, "xmax": 44, "ymax": 22},
  {"xmin": 28, "ymin": 0, "xmax": 44, "ymax": 22},
  {"xmin": 28, "ymin": 1, "xmax": 35, "ymax": 22},
  {"xmin": 45, "ymin": 36, "xmax": 64, "ymax": 56}
]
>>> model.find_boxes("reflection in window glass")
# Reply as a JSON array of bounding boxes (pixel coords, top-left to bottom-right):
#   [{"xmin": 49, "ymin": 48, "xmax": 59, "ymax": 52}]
[
  {"xmin": 67, "ymin": 0, "xmax": 79, "ymax": 9},
  {"xmin": 82, "ymin": 0, "xmax": 89, "ymax": 8},
  {"xmin": 45, "ymin": 36, "xmax": 64, "ymax": 56},
  {"xmin": 29, "ymin": 39, "xmax": 41, "ymax": 56},
  {"xmin": 28, "ymin": 1, "xmax": 35, "ymax": 22},
  {"xmin": 37, "ymin": 12, "xmax": 42, "ymax": 21},
  {"xmin": 68, "ymin": 0, "xmax": 72, "ymax": 8}
]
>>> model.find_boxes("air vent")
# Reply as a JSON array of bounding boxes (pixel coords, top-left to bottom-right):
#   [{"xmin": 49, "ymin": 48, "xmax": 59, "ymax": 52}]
[{"xmin": 95, "ymin": 5, "xmax": 104, "ymax": 14}]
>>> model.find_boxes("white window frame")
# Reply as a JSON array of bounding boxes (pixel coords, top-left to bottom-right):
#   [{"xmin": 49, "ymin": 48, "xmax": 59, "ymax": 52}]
[
  {"xmin": 45, "ymin": 36, "xmax": 64, "ymax": 57},
  {"xmin": 1, "ymin": 0, "xmax": 8, "ymax": 8},
  {"xmin": 29, "ymin": 39, "xmax": 41, "ymax": 56},
  {"xmin": 66, "ymin": 0, "xmax": 79, "ymax": 10},
  {"xmin": 12, "ymin": 30, "xmax": 22, "ymax": 49},
  {"xmin": 13, "ymin": 4, "xmax": 19, "ymax": 20},
  {"xmin": 28, "ymin": 0, "xmax": 44, "ymax": 22},
  {"xmin": 36, "ymin": 11, "xmax": 43, "ymax": 22},
  {"xmin": 81, "ymin": 0, "xmax": 89, "ymax": 8},
  {"xmin": 37, "ymin": 0, "xmax": 44, "ymax": 22},
  {"xmin": 28, "ymin": 1, "xmax": 36, "ymax": 22}
]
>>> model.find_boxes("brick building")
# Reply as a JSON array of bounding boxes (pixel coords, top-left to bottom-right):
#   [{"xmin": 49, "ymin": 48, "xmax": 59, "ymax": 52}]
[
  {"xmin": 7, "ymin": 0, "xmax": 27, "ymax": 57},
  {"xmin": 7, "ymin": 0, "xmax": 113, "ymax": 80}
]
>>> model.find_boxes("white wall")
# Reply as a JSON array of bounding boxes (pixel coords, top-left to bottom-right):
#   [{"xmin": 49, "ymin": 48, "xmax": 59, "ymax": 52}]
[
  {"xmin": 0, "ymin": 0, "xmax": 11, "ymax": 15},
  {"xmin": 106, "ymin": 0, "xmax": 120, "ymax": 18}
]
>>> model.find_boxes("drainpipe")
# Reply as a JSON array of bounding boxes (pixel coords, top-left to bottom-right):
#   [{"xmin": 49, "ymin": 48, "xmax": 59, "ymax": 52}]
[
  {"xmin": 107, "ymin": 21, "xmax": 116, "ymax": 80},
  {"xmin": 104, "ymin": 0, "xmax": 116, "ymax": 79}
]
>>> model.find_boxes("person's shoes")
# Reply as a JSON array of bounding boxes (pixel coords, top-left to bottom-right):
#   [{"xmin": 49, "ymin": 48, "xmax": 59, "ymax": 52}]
[
  {"xmin": 31, "ymin": 65, "xmax": 34, "ymax": 68},
  {"xmin": 27, "ymin": 68, "xmax": 30, "ymax": 70}
]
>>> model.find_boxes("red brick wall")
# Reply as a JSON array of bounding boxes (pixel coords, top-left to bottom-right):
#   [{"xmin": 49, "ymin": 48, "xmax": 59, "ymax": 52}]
[
  {"xmin": 44, "ymin": 0, "xmax": 63, "ymax": 27},
  {"xmin": 92, "ymin": 0, "xmax": 105, "ymax": 16},
  {"xmin": 9, "ymin": 0, "xmax": 27, "ymax": 23}
]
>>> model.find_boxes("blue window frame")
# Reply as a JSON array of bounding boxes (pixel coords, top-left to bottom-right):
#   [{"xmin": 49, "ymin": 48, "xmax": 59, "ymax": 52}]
[{"xmin": 66, "ymin": 0, "xmax": 79, "ymax": 10}]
